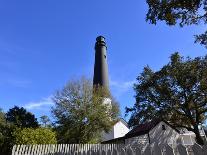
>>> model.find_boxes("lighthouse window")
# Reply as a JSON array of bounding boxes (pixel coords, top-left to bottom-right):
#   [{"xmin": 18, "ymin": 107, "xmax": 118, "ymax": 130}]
[
  {"xmin": 104, "ymin": 55, "xmax": 106, "ymax": 59},
  {"xmin": 162, "ymin": 125, "xmax": 166, "ymax": 130}
]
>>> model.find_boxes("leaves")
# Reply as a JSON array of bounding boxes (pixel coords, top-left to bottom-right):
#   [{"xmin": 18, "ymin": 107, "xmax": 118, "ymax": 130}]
[
  {"xmin": 146, "ymin": 0, "xmax": 207, "ymax": 48},
  {"xmin": 0, "ymin": 109, "xmax": 6, "ymax": 126},
  {"xmin": 52, "ymin": 77, "xmax": 120, "ymax": 143},
  {"xmin": 0, "ymin": 119, "xmax": 16, "ymax": 155},
  {"xmin": 127, "ymin": 52, "xmax": 207, "ymax": 145},
  {"xmin": 6, "ymin": 106, "xmax": 39, "ymax": 128},
  {"xmin": 12, "ymin": 128, "xmax": 57, "ymax": 145},
  {"xmin": 40, "ymin": 115, "xmax": 51, "ymax": 127}
]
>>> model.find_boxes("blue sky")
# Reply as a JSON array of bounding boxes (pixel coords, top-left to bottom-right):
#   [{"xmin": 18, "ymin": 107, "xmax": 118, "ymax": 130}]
[{"xmin": 0, "ymin": 0, "xmax": 206, "ymax": 121}]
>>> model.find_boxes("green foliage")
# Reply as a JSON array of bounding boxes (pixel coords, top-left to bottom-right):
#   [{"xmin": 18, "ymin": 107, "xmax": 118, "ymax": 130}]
[
  {"xmin": 6, "ymin": 106, "xmax": 39, "ymax": 128},
  {"xmin": 0, "ymin": 109, "xmax": 5, "ymax": 145},
  {"xmin": 126, "ymin": 52, "xmax": 207, "ymax": 145},
  {"xmin": 146, "ymin": 0, "xmax": 207, "ymax": 48},
  {"xmin": 12, "ymin": 128, "xmax": 57, "ymax": 145},
  {"xmin": 0, "ymin": 125, "xmax": 15, "ymax": 155},
  {"xmin": 52, "ymin": 77, "xmax": 120, "ymax": 143},
  {"xmin": 0, "ymin": 108, "xmax": 6, "ymax": 125},
  {"xmin": 40, "ymin": 115, "xmax": 51, "ymax": 127},
  {"xmin": 0, "ymin": 107, "xmax": 56, "ymax": 154},
  {"xmin": 0, "ymin": 109, "xmax": 15, "ymax": 155}
]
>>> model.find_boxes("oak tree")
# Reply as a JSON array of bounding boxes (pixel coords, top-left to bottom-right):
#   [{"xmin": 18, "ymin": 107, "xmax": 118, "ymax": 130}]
[
  {"xmin": 146, "ymin": 0, "xmax": 207, "ymax": 48},
  {"xmin": 126, "ymin": 53, "xmax": 207, "ymax": 145},
  {"xmin": 6, "ymin": 106, "xmax": 39, "ymax": 128}
]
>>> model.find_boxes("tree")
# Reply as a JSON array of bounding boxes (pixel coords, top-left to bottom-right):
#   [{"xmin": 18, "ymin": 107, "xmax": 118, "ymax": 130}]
[
  {"xmin": 0, "ymin": 109, "xmax": 6, "ymax": 144},
  {"xmin": 126, "ymin": 52, "xmax": 207, "ymax": 145},
  {"xmin": 52, "ymin": 77, "xmax": 120, "ymax": 143},
  {"xmin": 146, "ymin": 0, "xmax": 207, "ymax": 48},
  {"xmin": 0, "ymin": 124, "xmax": 15, "ymax": 155},
  {"xmin": 12, "ymin": 128, "xmax": 57, "ymax": 144},
  {"xmin": 40, "ymin": 115, "xmax": 51, "ymax": 127},
  {"xmin": 0, "ymin": 108, "xmax": 6, "ymax": 126},
  {"xmin": 6, "ymin": 106, "xmax": 39, "ymax": 128},
  {"xmin": 0, "ymin": 108, "xmax": 15, "ymax": 155}
]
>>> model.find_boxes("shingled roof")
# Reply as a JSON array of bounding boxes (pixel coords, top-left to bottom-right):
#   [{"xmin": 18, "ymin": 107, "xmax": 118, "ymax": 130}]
[
  {"xmin": 125, "ymin": 119, "xmax": 179, "ymax": 139},
  {"xmin": 125, "ymin": 119, "xmax": 160, "ymax": 138}
]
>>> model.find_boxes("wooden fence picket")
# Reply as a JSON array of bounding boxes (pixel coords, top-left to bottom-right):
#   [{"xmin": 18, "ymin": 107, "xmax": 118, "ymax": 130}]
[
  {"xmin": 120, "ymin": 149, "xmax": 125, "ymax": 155},
  {"xmin": 165, "ymin": 144, "xmax": 174, "ymax": 155},
  {"xmin": 202, "ymin": 144, "xmax": 207, "ymax": 154},
  {"xmin": 12, "ymin": 145, "xmax": 16, "ymax": 155},
  {"xmin": 101, "ymin": 150, "xmax": 106, "ymax": 155},
  {"xmin": 152, "ymin": 142, "xmax": 162, "ymax": 155},
  {"xmin": 177, "ymin": 144, "xmax": 188, "ymax": 155},
  {"xmin": 18, "ymin": 145, "xmax": 22, "ymax": 155},
  {"xmin": 192, "ymin": 143, "xmax": 202, "ymax": 155},
  {"xmin": 112, "ymin": 149, "xmax": 118, "ymax": 155},
  {"xmin": 126, "ymin": 147, "xmax": 133, "ymax": 155},
  {"xmin": 11, "ymin": 143, "xmax": 207, "ymax": 155},
  {"xmin": 134, "ymin": 147, "xmax": 141, "ymax": 155},
  {"xmin": 86, "ymin": 150, "xmax": 90, "ymax": 155},
  {"xmin": 143, "ymin": 145, "xmax": 151, "ymax": 155},
  {"xmin": 36, "ymin": 145, "xmax": 40, "ymax": 155},
  {"xmin": 106, "ymin": 149, "xmax": 111, "ymax": 155}
]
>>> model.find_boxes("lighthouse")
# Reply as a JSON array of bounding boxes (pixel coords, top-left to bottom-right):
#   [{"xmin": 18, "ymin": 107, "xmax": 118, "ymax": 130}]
[
  {"xmin": 93, "ymin": 36, "xmax": 109, "ymax": 89},
  {"xmin": 93, "ymin": 36, "xmax": 111, "ymax": 107},
  {"xmin": 92, "ymin": 36, "xmax": 130, "ymax": 142}
]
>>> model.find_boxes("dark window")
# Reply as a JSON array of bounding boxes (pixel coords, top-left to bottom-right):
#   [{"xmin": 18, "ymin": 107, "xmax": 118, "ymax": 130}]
[
  {"xmin": 104, "ymin": 55, "xmax": 106, "ymax": 59},
  {"xmin": 162, "ymin": 125, "xmax": 166, "ymax": 130}
]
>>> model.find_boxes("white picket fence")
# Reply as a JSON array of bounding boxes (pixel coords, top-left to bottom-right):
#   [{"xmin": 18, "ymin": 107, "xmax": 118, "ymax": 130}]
[{"xmin": 12, "ymin": 143, "xmax": 207, "ymax": 155}]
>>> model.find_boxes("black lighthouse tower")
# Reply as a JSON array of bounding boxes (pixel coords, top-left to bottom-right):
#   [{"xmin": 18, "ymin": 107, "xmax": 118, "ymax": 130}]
[{"xmin": 93, "ymin": 36, "xmax": 109, "ymax": 89}]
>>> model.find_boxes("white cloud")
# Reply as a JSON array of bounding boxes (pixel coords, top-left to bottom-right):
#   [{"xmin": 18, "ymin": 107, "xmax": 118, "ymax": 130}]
[
  {"xmin": 0, "ymin": 78, "xmax": 31, "ymax": 88},
  {"xmin": 7, "ymin": 79, "xmax": 31, "ymax": 88},
  {"xmin": 110, "ymin": 79, "xmax": 135, "ymax": 90},
  {"xmin": 24, "ymin": 96, "xmax": 54, "ymax": 110},
  {"xmin": 110, "ymin": 79, "xmax": 136, "ymax": 98}
]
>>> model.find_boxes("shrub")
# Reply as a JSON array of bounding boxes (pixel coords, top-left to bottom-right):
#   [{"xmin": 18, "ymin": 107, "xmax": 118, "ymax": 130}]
[{"xmin": 12, "ymin": 128, "xmax": 57, "ymax": 145}]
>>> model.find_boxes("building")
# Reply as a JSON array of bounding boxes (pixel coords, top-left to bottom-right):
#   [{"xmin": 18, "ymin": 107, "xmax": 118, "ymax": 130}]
[
  {"xmin": 125, "ymin": 119, "xmax": 180, "ymax": 148},
  {"xmin": 102, "ymin": 118, "xmax": 130, "ymax": 142},
  {"xmin": 92, "ymin": 36, "xmax": 207, "ymax": 146},
  {"xmin": 93, "ymin": 36, "xmax": 129, "ymax": 142},
  {"xmin": 104, "ymin": 119, "xmax": 207, "ymax": 148}
]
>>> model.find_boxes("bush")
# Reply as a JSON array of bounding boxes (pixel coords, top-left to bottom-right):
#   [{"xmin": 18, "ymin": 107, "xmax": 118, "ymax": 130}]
[
  {"xmin": 12, "ymin": 128, "xmax": 57, "ymax": 145},
  {"xmin": 0, "ymin": 124, "xmax": 15, "ymax": 155}
]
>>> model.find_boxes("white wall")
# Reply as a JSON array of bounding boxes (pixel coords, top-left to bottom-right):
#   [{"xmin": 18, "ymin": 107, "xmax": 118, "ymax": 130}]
[
  {"xmin": 125, "ymin": 134, "xmax": 149, "ymax": 149},
  {"xmin": 125, "ymin": 121, "xmax": 205, "ymax": 147},
  {"xmin": 149, "ymin": 122, "xmax": 180, "ymax": 146},
  {"xmin": 102, "ymin": 120, "xmax": 129, "ymax": 142},
  {"xmin": 114, "ymin": 121, "xmax": 130, "ymax": 139},
  {"xmin": 125, "ymin": 121, "xmax": 180, "ymax": 148},
  {"xmin": 102, "ymin": 128, "xmax": 114, "ymax": 142}
]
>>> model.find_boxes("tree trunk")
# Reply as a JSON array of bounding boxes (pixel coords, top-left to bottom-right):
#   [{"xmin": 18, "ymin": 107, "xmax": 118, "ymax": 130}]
[{"xmin": 194, "ymin": 125, "xmax": 204, "ymax": 145}]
